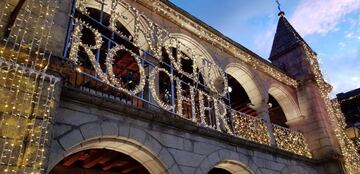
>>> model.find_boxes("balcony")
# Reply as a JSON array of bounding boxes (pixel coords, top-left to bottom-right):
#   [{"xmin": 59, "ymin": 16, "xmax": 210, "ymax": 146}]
[{"xmin": 61, "ymin": 68, "xmax": 312, "ymax": 158}]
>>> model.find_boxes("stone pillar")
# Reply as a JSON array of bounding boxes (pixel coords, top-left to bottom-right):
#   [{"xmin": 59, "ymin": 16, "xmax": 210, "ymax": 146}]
[
  {"xmin": 253, "ymin": 102, "xmax": 276, "ymax": 146},
  {"xmin": 292, "ymin": 82, "xmax": 340, "ymax": 159}
]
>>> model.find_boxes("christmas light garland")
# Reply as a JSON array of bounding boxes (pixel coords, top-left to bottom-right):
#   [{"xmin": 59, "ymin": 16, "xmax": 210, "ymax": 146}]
[
  {"xmin": 0, "ymin": 0, "xmax": 59, "ymax": 173},
  {"xmin": 67, "ymin": 0, "xmax": 313, "ymax": 159},
  {"xmin": 273, "ymin": 124, "xmax": 312, "ymax": 158},
  {"xmin": 233, "ymin": 112, "xmax": 271, "ymax": 145},
  {"xmin": 301, "ymin": 43, "xmax": 360, "ymax": 173}
]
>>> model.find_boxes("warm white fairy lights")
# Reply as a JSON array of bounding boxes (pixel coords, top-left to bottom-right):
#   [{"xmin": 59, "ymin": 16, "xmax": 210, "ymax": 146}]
[
  {"xmin": 106, "ymin": 45, "xmax": 146, "ymax": 96},
  {"xmin": 233, "ymin": 112, "xmax": 271, "ymax": 145},
  {"xmin": 150, "ymin": 0, "xmax": 298, "ymax": 88},
  {"xmin": 0, "ymin": 0, "xmax": 59, "ymax": 173},
  {"xmin": 300, "ymin": 43, "xmax": 360, "ymax": 173},
  {"xmin": 148, "ymin": 67, "xmax": 175, "ymax": 111},
  {"xmin": 273, "ymin": 124, "xmax": 312, "ymax": 158},
  {"xmin": 68, "ymin": 0, "xmax": 313, "ymax": 159},
  {"xmin": 69, "ymin": 0, "xmax": 231, "ymax": 124}
]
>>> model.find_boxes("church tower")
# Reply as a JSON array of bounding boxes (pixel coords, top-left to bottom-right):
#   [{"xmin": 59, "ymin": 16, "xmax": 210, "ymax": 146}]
[{"xmin": 269, "ymin": 12, "xmax": 340, "ymax": 161}]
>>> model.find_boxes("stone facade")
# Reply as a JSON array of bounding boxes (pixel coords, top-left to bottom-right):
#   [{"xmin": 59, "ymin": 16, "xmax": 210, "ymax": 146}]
[
  {"xmin": 47, "ymin": 89, "xmax": 341, "ymax": 174},
  {"xmin": 0, "ymin": 0, "xmax": 346, "ymax": 173}
]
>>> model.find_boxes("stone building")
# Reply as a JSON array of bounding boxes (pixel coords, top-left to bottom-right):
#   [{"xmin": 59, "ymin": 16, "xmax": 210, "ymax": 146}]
[
  {"xmin": 0, "ymin": 0, "xmax": 359, "ymax": 174},
  {"xmin": 336, "ymin": 88, "xmax": 360, "ymax": 128}
]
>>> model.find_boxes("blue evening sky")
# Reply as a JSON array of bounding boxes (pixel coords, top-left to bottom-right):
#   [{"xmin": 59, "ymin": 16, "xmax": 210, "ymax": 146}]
[{"xmin": 170, "ymin": 0, "xmax": 360, "ymax": 97}]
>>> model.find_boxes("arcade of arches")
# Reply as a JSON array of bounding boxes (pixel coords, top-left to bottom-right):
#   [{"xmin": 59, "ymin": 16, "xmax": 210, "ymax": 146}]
[{"xmin": 0, "ymin": 0, "xmax": 352, "ymax": 173}]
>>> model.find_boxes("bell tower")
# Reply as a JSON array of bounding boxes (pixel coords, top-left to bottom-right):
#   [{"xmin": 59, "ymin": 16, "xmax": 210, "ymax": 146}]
[{"xmin": 269, "ymin": 11, "xmax": 340, "ymax": 161}]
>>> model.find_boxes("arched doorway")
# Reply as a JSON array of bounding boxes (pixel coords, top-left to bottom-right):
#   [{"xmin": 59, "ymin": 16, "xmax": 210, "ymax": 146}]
[
  {"xmin": 50, "ymin": 149, "xmax": 150, "ymax": 174},
  {"xmin": 208, "ymin": 160, "xmax": 254, "ymax": 174},
  {"xmin": 209, "ymin": 167, "xmax": 232, "ymax": 174},
  {"xmin": 47, "ymin": 137, "xmax": 168, "ymax": 174}
]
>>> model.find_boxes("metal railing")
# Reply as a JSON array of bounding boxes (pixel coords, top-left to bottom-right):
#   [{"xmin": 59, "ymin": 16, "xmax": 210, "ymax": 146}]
[{"xmin": 62, "ymin": 0, "xmax": 312, "ymax": 158}]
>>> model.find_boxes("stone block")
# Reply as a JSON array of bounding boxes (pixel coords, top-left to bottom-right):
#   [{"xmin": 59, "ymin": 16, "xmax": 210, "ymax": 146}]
[
  {"xmin": 169, "ymin": 148, "xmax": 203, "ymax": 167},
  {"xmin": 59, "ymin": 129, "xmax": 83, "ymax": 150},
  {"xmin": 129, "ymin": 126, "xmax": 147, "ymax": 144},
  {"xmin": 169, "ymin": 165, "xmax": 182, "ymax": 174},
  {"xmin": 118, "ymin": 122, "xmax": 130, "ymax": 138},
  {"xmin": 207, "ymin": 152, "xmax": 220, "ymax": 166},
  {"xmin": 56, "ymin": 108, "xmax": 98, "ymax": 126},
  {"xmin": 260, "ymin": 168, "xmax": 280, "ymax": 174},
  {"xmin": 158, "ymin": 148, "xmax": 175, "ymax": 169},
  {"xmin": 144, "ymin": 135, "xmax": 163, "ymax": 155},
  {"xmin": 180, "ymin": 166, "xmax": 196, "ymax": 174},
  {"xmin": 158, "ymin": 133, "xmax": 184, "ymax": 150},
  {"xmin": 80, "ymin": 122, "xmax": 102, "ymax": 140},
  {"xmin": 53, "ymin": 124, "xmax": 72, "ymax": 138},
  {"xmin": 101, "ymin": 121, "xmax": 118, "ymax": 136},
  {"xmin": 183, "ymin": 139, "xmax": 194, "ymax": 152},
  {"xmin": 193, "ymin": 141, "xmax": 221, "ymax": 155}
]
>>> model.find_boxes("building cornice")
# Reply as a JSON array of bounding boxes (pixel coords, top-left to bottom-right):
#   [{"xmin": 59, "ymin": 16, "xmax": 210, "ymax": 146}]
[{"xmin": 138, "ymin": 0, "xmax": 298, "ymax": 88}]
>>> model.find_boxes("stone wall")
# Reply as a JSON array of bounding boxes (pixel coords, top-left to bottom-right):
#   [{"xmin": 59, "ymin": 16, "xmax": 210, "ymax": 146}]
[{"xmin": 46, "ymin": 88, "xmax": 341, "ymax": 174}]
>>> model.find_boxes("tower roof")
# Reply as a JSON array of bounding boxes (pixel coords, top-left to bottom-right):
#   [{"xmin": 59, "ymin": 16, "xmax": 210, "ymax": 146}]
[{"xmin": 269, "ymin": 12, "xmax": 312, "ymax": 60}]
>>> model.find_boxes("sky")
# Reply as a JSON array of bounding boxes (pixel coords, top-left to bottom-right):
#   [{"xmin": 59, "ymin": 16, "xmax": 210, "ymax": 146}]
[{"xmin": 170, "ymin": 0, "xmax": 360, "ymax": 97}]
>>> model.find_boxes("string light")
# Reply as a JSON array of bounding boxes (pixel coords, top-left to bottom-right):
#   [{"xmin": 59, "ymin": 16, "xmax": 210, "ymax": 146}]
[
  {"xmin": 233, "ymin": 112, "xmax": 271, "ymax": 145},
  {"xmin": 68, "ymin": 0, "xmax": 314, "ymax": 159},
  {"xmin": 273, "ymin": 124, "xmax": 312, "ymax": 158},
  {"xmin": 151, "ymin": 0, "xmax": 298, "ymax": 88},
  {"xmin": 301, "ymin": 43, "xmax": 360, "ymax": 173},
  {"xmin": 0, "ymin": 0, "xmax": 59, "ymax": 173}
]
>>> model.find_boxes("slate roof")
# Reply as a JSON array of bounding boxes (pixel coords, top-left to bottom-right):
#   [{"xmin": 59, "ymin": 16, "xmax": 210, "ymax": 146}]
[{"xmin": 269, "ymin": 12, "xmax": 313, "ymax": 60}]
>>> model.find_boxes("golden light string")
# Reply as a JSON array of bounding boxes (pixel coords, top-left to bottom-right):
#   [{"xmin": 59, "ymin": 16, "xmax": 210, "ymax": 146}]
[
  {"xmin": 301, "ymin": 43, "xmax": 360, "ymax": 173},
  {"xmin": 0, "ymin": 67, "xmax": 24, "ymax": 168},
  {"xmin": 4, "ymin": 66, "xmax": 29, "ymax": 173},
  {"xmin": 13, "ymin": 70, "xmax": 36, "ymax": 173},
  {"xmin": 26, "ymin": 75, "xmax": 49, "ymax": 173},
  {"xmin": 0, "ymin": 2, "xmax": 10, "ymax": 31},
  {"xmin": 28, "ymin": 1, "xmax": 58, "ymax": 172},
  {"xmin": 13, "ymin": 0, "xmax": 38, "ymax": 68},
  {"xmin": 0, "ymin": 67, "xmax": 19, "ymax": 172},
  {"xmin": 2, "ymin": 0, "xmax": 34, "ymax": 63},
  {"xmin": 0, "ymin": 0, "xmax": 59, "ymax": 173},
  {"xmin": 35, "ymin": 80, "xmax": 56, "ymax": 173},
  {"xmin": 71, "ymin": 0, "xmax": 312, "ymax": 158},
  {"xmin": 28, "ymin": 0, "xmax": 49, "ymax": 71},
  {"xmin": 273, "ymin": 124, "xmax": 312, "ymax": 158},
  {"xmin": 21, "ymin": 74, "xmax": 46, "ymax": 173},
  {"xmin": 25, "ymin": 0, "xmax": 45, "ymax": 70},
  {"xmin": 151, "ymin": 1, "xmax": 298, "ymax": 88},
  {"xmin": 0, "ymin": 0, "xmax": 35, "ymax": 65},
  {"xmin": 33, "ymin": 0, "xmax": 53, "ymax": 71}
]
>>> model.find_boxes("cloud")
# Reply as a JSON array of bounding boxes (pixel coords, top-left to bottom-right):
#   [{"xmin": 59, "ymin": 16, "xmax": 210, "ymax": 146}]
[
  {"xmin": 338, "ymin": 42, "xmax": 346, "ymax": 48},
  {"xmin": 290, "ymin": 0, "xmax": 360, "ymax": 36},
  {"xmin": 253, "ymin": 24, "xmax": 276, "ymax": 58}
]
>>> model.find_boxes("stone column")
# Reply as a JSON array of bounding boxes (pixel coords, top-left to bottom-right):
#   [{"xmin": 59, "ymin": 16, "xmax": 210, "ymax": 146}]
[{"xmin": 252, "ymin": 102, "xmax": 276, "ymax": 146}]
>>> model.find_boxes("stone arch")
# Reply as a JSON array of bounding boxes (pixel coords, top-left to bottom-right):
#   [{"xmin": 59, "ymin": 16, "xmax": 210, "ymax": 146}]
[
  {"xmin": 80, "ymin": 0, "xmax": 150, "ymax": 50},
  {"xmin": 48, "ymin": 136, "xmax": 168, "ymax": 174},
  {"xmin": 225, "ymin": 63, "xmax": 267, "ymax": 107},
  {"xmin": 165, "ymin": 33, "xmax": 223, "ymax": 90},
  {"xmin": 280, "ymin": 164, "xmax": 316, "ymax": 174},
  {"xmin": 197, "ymin": 149, "xmax": 257, "ymax": 174},
  {"xmin": 268, "ymin": 83, "xmax": 302, "ymax": 122},
  {"xmin": 213, "ymin": 160, "xmax": 255, "ymax": 174}
]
